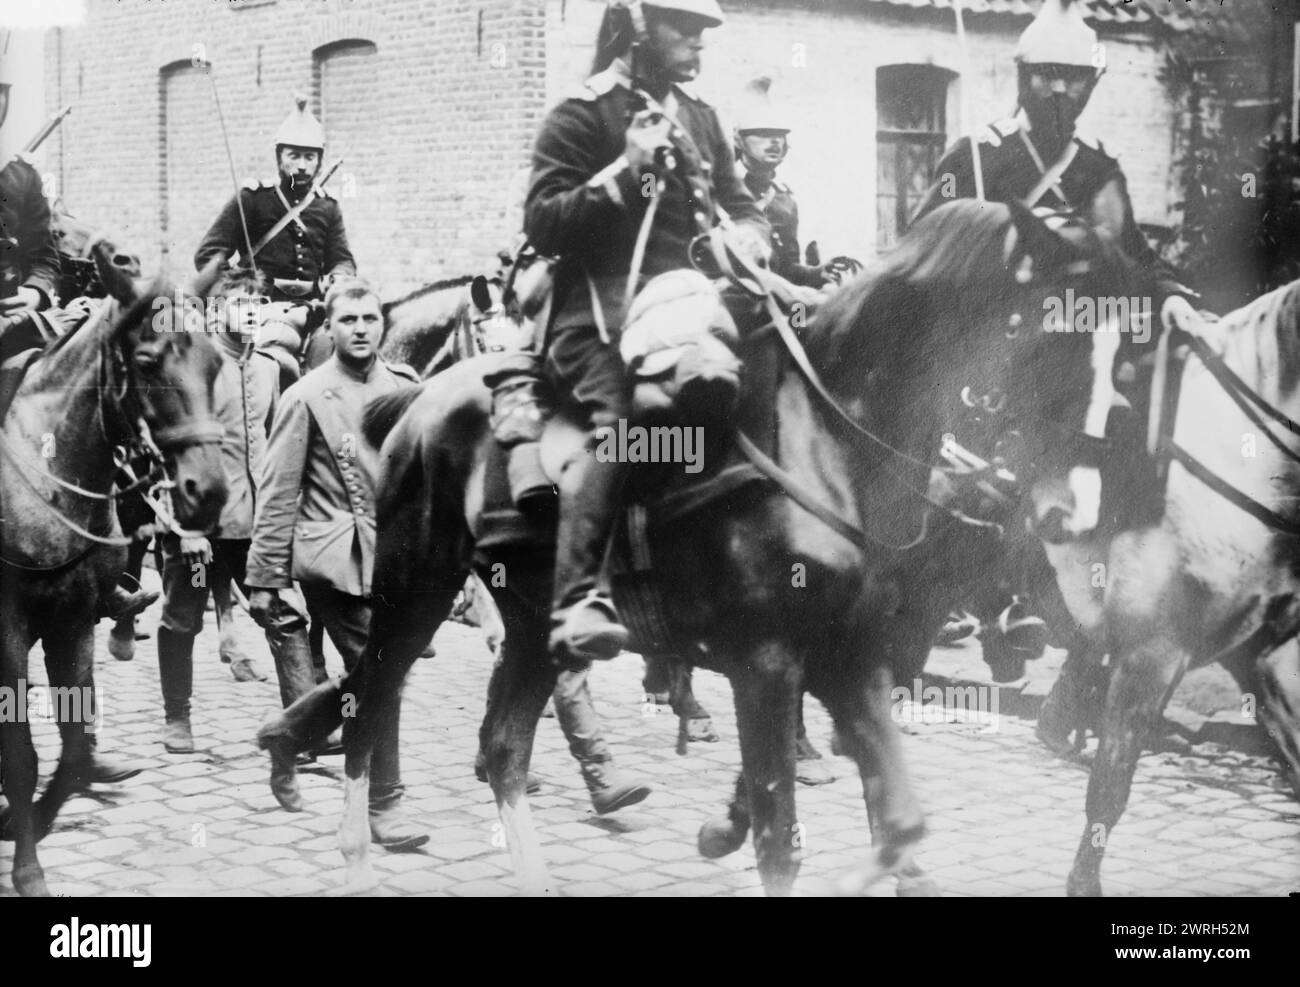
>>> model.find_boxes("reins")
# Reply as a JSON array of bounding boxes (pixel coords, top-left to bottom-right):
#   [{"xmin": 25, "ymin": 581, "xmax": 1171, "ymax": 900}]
[
  {"xmin": 1152, "ymin": 326, "xmax": 1300, "ymax": 536},
  {"xmin": 0, "ymin": 307, "xmax": 224, "ymax": 567}
]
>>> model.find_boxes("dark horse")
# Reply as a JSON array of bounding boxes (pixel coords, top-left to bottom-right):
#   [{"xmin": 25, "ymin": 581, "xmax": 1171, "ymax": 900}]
[
  {"xmin": 326, "ymin": 198, "xmax": 1140, "ymax": 895},
  {"xmin": 0, "ymin": 248, "xmax": 227, "ymax": 896}
]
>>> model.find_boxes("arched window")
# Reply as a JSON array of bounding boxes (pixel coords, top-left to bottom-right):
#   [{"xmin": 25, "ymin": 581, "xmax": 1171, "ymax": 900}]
[
  {"xmin": 876, "ymin": 64, "xmax": 956, "ymax": 250},
  {"xmin": 313, "ymin": 40, "xmax": 383, "ymax": 273},
  {"xmin": 160, "ymin": 61, "xmax": 228, "ymax": 264}
]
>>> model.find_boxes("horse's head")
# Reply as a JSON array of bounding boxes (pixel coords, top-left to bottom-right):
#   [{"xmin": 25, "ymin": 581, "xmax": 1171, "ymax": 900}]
[
  {"xmin": 53, "ymin": 203, "xmax": 141, "ymax": 299},
  {"xmin": 96, "ymin": 247, "xmax": 227, "ymax": 531},
  {"xmin": 812, "ymin": 197, "xmax": 1141, "ymax": 543}
]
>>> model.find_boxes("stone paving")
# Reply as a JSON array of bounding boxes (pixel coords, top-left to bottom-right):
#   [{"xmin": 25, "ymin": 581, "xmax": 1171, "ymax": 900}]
[{"xmin": 2, "ymin": 569, "xmax": 1298, "ymax": 897}]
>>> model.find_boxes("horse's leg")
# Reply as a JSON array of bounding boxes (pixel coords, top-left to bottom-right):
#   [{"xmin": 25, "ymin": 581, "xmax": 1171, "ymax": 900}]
[
  {"xmin": 0, "ymin": 604, "xmax": 46, "ymax": 896},
  {"xmin": 727, "ymin": 642, "xmax": 801, "ymax": 896},
  {"xmin": 481, "ymin": 576, "xmax": 557, "ymax": 896},
  {"xmin": 859, "ymin": 775, "xmax": 940, "ymax": 897},
  {"xmin": 1255, "ymin": 637, "xmax": 1300, "ymax": 799},
  {"xmin": 666, "ymin": 658, "xmax": 718, "ymax": 744},
  {"xmin": 1068, "ymin": 639, "xmax": 1189, "ymax": 897},
  {"xmin": 34, "ymin": 620, "xmax": 96, "ymax": 840},
  {"xmin": 822, "ymin": 661, "xmax": 927, "ymax": 896},
  {"xmin": 1038, "ymin": 636, "xmax": 1106, "ymax": 756},
  {"xmin": 697, "ymin": 770, "xmax": 750, "ymax": 858},
  {"xmin": 336, "ymin": 580, "xmax": 450, "ymax": 894}
]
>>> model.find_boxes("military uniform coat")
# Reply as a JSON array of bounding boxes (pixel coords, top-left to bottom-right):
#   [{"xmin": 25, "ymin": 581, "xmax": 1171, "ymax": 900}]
[
  {"xmin": 525, "ymin": 58, "xmax": 769, "ymax": 332},
  {"xmin": 0, "ymin": 155, "xmax": 60, "ymax": 307},
  {"xmin": 194, "ymin": 179, "xmax": 356, "ymax": 296},
  {"xmin": 912, "ymin": 112, "xmax": 1193, "ymax": 308},
  {"xmin": 740, "ymin": 167, "xmax": 823, "ymax": 287},
  {"xmin": 245, "ymin": 354, "xmax": 418, "ymax": 597},
  {"xmin": 211, "ymin": 335, "xmax": 281, "ymax": 539}
]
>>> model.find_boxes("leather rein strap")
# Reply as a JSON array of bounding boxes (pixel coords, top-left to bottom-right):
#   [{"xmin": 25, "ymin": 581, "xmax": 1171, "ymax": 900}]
[{"xmin": 1154, "ymin": 327, "xmax": 1300, "ymax": 536}]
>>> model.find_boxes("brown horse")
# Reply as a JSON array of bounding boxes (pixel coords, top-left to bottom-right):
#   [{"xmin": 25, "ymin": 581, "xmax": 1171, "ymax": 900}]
[
  {"xmin": 325, "ymin": 198, "xmax": 1140, "ymax": 896},
  {"xmin": 1031, "ymin": 277, "xmax": 1300, "ymax": 896},
  {"xmin": 0, "ymin": 247, "xmax": 227, "ymax": 896}
]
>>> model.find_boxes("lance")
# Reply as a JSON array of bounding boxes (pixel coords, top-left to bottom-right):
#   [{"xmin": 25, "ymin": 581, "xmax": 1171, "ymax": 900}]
[
  {"xmin": 198, "ymin": 58, "xmax": 259, "ymax": 277},
  {"xmin": 23, "ymin": 104, "xmax": 73, "ymax": 155},
  {"xmin": 953, "ymin": 0, "xmax": 985, "ymax": 201}
]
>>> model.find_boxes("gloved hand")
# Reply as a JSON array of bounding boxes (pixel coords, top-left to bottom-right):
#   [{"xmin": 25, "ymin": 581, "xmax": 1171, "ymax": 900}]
[
  {"xmin": 179, "ymin": 536, "xmax": 212, "ymax": 568},
  {"xmin": 247, "ymin": 588, "xmax": 278, "ymax": 629},
  {"xmin": 624, "ymin": 109, "xmax": 674, "ymax": 179}
]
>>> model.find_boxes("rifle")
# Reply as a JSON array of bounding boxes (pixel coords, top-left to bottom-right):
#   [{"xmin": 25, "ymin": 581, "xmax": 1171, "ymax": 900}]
[{"xmin": 23, "ymin": 104, "xmax": 73, "ymax": 155}]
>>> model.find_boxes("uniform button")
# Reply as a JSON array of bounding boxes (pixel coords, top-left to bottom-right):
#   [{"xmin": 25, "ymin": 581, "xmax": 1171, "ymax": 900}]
[{"xmin": 694, "ymin": 211, "xmax": 706, "ymax": 224}]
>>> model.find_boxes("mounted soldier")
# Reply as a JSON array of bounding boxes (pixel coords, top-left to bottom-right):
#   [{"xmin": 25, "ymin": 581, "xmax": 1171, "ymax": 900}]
[
  {"xmin": 0, "ymin": 41, "xmax": 156, "ymax": 629},
  {"xmin": 732, "ymin": 76, "xmax": 836, "ymax": 289},
  {"xmin": 914, "ymin": 0, "xmax": 1205, "ymax": 676},
  {"xmin": 524, "ymin": 0, "xmax": 770, "ymax": 664},
  {"xmin": 194, "ymin": 95, "xmax": 356, "ymax": 381}
]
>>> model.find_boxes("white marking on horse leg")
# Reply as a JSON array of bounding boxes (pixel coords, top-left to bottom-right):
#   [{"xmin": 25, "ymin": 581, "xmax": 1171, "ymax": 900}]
[
  {"xmin": 1067, "ymin": 321, "xmax": 1122, "ymax": 535},
  {"xmin": 339, "ymin": 774, "xmax": 377, "ymax": 895},
  {"xmin": 498, "ymin": 799, "xmax": 554, "ymax": 896}
]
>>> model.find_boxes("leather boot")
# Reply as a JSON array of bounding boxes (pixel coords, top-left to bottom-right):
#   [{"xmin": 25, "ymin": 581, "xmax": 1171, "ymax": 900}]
[
  {"xmin": 549, "ymin": 451, "xmax": 629, "ymax": 664},
  {"xmin": 795, "ymin": 732, "xmax": 835, "ymax": 787},
  {"xmin": 84, "ymin": 733, "xmax": 145, "ymax": 787},
  {"xmin": 368, "ymin": 787, "xmax": 429, "ymax": 852},
  {"xmin": 98, "ymin": 583, "xmax": 160, "ymax": 622},
  {"xmin": 263, "ymin": 601, "xmax": 318, "ymax": 707},
  {"xmin": 157, "ymin": 627, "xmax": 195, "ymax": 753},
  {"xmin": 473, "ymin": 748, "xmax": 543, "ymax": 794},
  {"xmin": 256, "ymin": 679, "xmax": 345, "ymax": 812},
  {"xmin": 581, "ymin": 759, "xmax": 651, "ymax": 815}
]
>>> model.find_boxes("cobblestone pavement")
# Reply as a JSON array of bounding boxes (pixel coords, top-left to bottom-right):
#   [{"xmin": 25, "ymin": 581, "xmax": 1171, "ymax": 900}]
[{"xmin": 3, "ymin": 573, "xmax": 1298, "ymax": 897}]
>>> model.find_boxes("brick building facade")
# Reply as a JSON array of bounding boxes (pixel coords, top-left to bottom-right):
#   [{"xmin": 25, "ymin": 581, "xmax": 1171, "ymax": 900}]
[{"xmin": 33, "ymin": 0, "xmax": 1266, "ymax": 297}]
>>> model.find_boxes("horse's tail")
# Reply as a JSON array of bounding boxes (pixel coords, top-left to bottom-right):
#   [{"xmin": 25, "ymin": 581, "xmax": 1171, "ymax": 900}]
[{"xmin": 363, "ymin": 384, "xmax": 423, "ymax": 448}]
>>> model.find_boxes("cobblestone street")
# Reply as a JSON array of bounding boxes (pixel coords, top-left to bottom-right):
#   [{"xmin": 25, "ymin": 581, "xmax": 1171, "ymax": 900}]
[{"xmin": 3, "ymin": 570, "xmax": 1298, "ymax": 898}]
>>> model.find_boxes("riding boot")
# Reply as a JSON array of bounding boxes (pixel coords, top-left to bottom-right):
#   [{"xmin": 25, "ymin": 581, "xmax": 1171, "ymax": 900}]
[
  {"xmin": 262, "ymin": 602, "xmax": 318, "ymax": 708},
  {"xmin": 156, "ymin": 627, "xmax": 195, "ymax": 753},
  {"xmin": 84, "ymin": 733, "xmax": 145, "ymax": 787},
  {"xmin": 255, "ymin": 679, "xmax": 345, "ymax": 812},
  {"xmin": 554, "ymin": 666, "xmax": 651, "ymax": 814},
  {"xmin": 97, "ymin": 583, "xmax": 160, "ymax": 622},
  {"xmin": 549, "ymin": 451, "xmax": 630, "ymax": 665}
]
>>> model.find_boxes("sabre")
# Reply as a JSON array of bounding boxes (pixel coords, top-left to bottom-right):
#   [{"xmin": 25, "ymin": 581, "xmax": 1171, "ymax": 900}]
[
  {"xmin": 23, "ymin": 104, "xmax": 73, "ymax": 155},
  {"xmin": 953, "ymin": 0, "xmax": 985, "ymax": 201},
  {"xmin": 199, "ymin": 58, "xmax": 259, "ymax": 278}
]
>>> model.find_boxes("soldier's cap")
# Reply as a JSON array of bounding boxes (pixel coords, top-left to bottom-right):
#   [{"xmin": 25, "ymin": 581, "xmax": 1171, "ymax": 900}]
[
  {"xmin": 610, "ymin": 0, "xmax": 724, "ymax": 29},
  {"xmin": 274, "ymin": 94, "xmax": 325, "ymax": 150},
  {"xmin": 732, "ymin": 75, "xmax": 790, "ymax": 136},
  {"xmin": 1015, "ymin": 0, "xmax": 1097, "ymax": 68}
]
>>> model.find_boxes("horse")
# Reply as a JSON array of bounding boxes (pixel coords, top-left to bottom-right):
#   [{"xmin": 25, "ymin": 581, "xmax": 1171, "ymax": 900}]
[
  {"xmin": 1027, "ymin": 276, "xmax": 1300, "ymax": 896},
  {"xmin": 321, "ymin": 195, "xmax": 1141, "ymax": 897},
  {"xmin": 0, "ymin": 246, "xmax": 228, "ymax": 896},
  {"xmin": 380, "ymin": 261, "xmax": 719, "ymax": 734}
]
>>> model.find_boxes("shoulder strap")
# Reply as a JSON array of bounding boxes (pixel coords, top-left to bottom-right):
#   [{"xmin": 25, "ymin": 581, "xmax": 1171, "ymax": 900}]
[{"xmin": 1019, "ymin": 132, "xmax": 1078, "ymax": 210}]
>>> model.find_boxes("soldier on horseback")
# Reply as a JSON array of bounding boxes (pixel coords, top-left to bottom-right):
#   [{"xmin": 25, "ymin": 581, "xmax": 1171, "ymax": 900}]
[
  {"xmin": 194, "ymin": 95, "xmax": 356, "ymax": 380},
  {"xmin": 732, "ymin": 76, "xmax": 833, "ymax": 289},
  {"xmin": 526, "ymin": 0, "xmax": 769, "ymax": 664},
  {"xmin": 0, "ymin": 50, "xmax": 155, "ymax": 627},
  {"xmin": 914, "ymin": 0, "xmax": 1203, "ymax": 661}
]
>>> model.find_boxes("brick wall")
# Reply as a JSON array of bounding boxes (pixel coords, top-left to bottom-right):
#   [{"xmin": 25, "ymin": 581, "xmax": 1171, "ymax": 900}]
[
  {"xmin": 45, "ymin": 0, "xmax": 1177, "ymax": 291},
  {"xmin": 45, "ymin": 0, "xmax": 548, "ymax": 298}
]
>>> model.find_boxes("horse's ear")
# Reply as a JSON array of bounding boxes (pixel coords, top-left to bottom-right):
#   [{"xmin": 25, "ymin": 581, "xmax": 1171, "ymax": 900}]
[
  {"xmin": 92, "ymin": 239, "xmax": 138, "ymax": 305},
  {"xmin": 1007, "ymin": 198, "xmax": 1078, "ymax": 276},
  {"xmin": 470, "ymin": 275, "xmax": 493, "ymax": 313},
  {"xmin": 186, "ymin": 255, "xmax": 226, "ymax": 300}
]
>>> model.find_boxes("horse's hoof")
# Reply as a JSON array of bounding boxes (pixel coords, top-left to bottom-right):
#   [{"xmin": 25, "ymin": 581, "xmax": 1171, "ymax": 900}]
[
  {"xmin": 342, "ymin": 866, "xmax": 380, "ymax": 896},
  {"xmin": 896, "ymin": 874, "xmax": 941, "ymax": 897},
  {"xmin": 1066, "ymin": 869, "xmax": 1103, "ymax": 897},
  {"xmin": 13, "ymin": 864, "xmax": 50, "ymax": 897},
  {"xmin": 685, "ymin": 717, "xmax": 719, "ymax": 743},
  {"xmin": 698, "ymin": 818, "xmax": 747, "ymax": 859},
  {"xmin": 1035, "ymin": 719, "xmax": 1078, "ymax": 757},
  {"xmin": 108, "ymin": 630, "xmax": 135, "ymax": 662}
]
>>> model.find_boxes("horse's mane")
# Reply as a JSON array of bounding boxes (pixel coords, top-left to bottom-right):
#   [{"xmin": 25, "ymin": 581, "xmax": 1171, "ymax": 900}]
[
  {"xmin": 1212, "ymin": 275, "xmax": 1300, "ymax": 395},
  {"xmin": 382, "ymin": 274, "xmax": 478, "ymax": 313},
  {"xmin": 805, "ymin": 199, "xmax": 1014, "ymax": 371}
]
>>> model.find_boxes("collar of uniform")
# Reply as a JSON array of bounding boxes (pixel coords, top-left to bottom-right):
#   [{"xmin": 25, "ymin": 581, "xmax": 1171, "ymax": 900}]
[
  {"xmin": 331, "ymin": 353, "xmax": 380, "ymax": 382},
  {"xmin": 588, "ymin": 57, "xmax": 692, "ymax": 110},
  {"xmin": 215, "ymin": 331, "xmax": 253, "ymax": 362}
]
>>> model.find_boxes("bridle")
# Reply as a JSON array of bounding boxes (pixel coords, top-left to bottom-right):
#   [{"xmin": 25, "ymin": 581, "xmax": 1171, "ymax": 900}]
[{"xmin": 0, "ymin": 301, "xmax": 223, "ymax": 569}]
